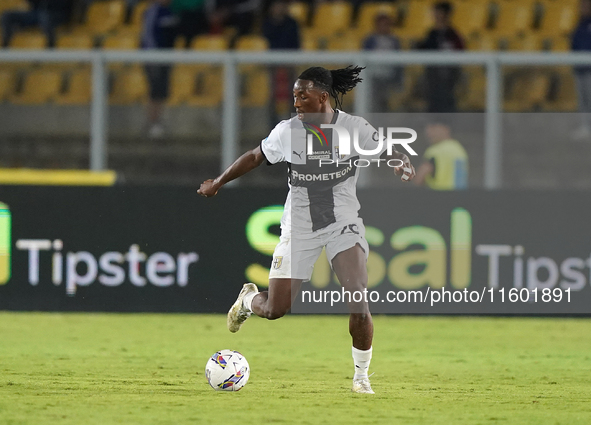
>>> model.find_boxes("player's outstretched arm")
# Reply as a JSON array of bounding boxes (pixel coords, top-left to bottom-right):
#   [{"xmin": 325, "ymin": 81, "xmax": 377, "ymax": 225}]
[{"xmin": 198, "ymin": 146, "xmax": 266, "ymax": 197}]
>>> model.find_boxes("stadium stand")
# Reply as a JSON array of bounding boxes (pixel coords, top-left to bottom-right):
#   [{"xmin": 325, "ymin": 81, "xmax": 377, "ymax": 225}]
[
  {"xmin": 235, "ymin": 35, "xmax": 270, "ymax": 107},
  {"xmin": 55, "ymin": 68, "xmax": 92, "ymax": 105},
  {"xmin": 504, "ymin": 71, "xmax": 550, "ymax": 112},
  {"xmin": 8, "ymin": 30, "xmax": 46, "ymax": 48},
  {"xmin": 124, "ymin": 0, "xmax": 150, "ymax": 35},
  {"xmin": 109, "ymin": 65, "xmax": 148, "ymax": 105},
  {"xmin": 457, "ymin": 66, "xmax": 486, "ymax": 111},
  {"xmin": 0, "ymin": 69, "xmax": 15, "ymax": 101},
  {"xmin": 10, "ymin": 68, "xmax": 62, "ymax": 104},
  {"xmin": 451, "ymin": 0, "xmax": 489, "ymax": 39},
  {"xmin": 0, "ymin": 0, "xmax": 583, "ymax": 115},
  {"xmin": 56, "ymin": 33, "xmax": 93, "ymax": 49},
  {"xmin": 72, "ymin": 0, "xmax": 126, "ymax": 36},
  {"xmin": 538, "ymin": 0, "xmax": 578, "ymax": 38},
  {"xmin": 355, "ymin": 2, "xmax": 398, "ymax": 41},
  {"xmin": 397, "ymin": 0, "xmax": 435, "ymax": 42},
  {"xmin": 310, "ymin": 1, "xmax": 352, "ymax": 38},
  {"xmin": 287, "ymin": 1, "xmax": 309, "ymax": 28},
  {"xmin": 490, "ymin": 0, "xmax": 536, "ymax": 39}
]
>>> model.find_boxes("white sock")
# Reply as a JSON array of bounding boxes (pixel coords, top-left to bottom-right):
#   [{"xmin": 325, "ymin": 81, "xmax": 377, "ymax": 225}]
[
  {"xmin": 242, "ymin": 291, "xmax": 258, "ymax": 313},
  {"xmin": 352, "ymin": 346, "xmax": 372, "ymax": 380}
]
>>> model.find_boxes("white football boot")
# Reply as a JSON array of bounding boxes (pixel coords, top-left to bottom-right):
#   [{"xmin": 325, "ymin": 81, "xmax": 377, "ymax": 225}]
[
  {"xmin": 351, "ymin": 378, "xmax": 375, "ymax": 394},
  {"xmin": 227, "ymin": 283, "xmax": 258, "ymax": 333}
]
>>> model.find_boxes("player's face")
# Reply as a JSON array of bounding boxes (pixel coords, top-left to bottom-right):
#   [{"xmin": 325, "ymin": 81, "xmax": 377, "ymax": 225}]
[{"xmin": 293, "ymin": 79, "xmax": 326, "ymax": 121}]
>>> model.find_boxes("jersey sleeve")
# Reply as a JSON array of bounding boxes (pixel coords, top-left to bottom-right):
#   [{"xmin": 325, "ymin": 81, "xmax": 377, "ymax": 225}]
[
  {"xmin": 357, "ymin": 118, "xmax": 387, "ymax": 159},
  {"xmin": 260, "ymin": 123, "xmax": 286, "ymax": 165}
]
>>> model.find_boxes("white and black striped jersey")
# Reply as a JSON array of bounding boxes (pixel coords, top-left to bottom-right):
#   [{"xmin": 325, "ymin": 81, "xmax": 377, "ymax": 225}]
[{"xmin": 260, "ymin": 110, "xmax": 386, "ymax": 235}]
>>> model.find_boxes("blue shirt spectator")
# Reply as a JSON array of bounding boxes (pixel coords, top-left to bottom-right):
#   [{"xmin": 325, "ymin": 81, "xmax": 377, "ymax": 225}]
[
  {"xmin": 141, "ymin": 0, "xmax": 179, "ymax": 49},
  {"xmin": 262, "ymin": 0, "xmax": 300, "ymax": 50},
  {"xmin": 141, "ymin": 0, "xmax": 179, "ymax": 139},
  {"xmin": 572, "ymin": 0, "xmax": 591, "ymax": 74}
]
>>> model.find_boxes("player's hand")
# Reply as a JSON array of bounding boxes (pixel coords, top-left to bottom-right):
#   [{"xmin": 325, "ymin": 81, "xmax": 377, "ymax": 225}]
[
  {"xmin": 393, "ymin": 155, "xmax": 416, "ymax": 182},
  {"xmin": 198, "ymin": 179, "xmax": 221, "ymax": 197}
]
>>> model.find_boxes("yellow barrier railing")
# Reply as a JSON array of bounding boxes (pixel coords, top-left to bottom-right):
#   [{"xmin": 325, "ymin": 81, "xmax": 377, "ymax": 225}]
[{"xmin": 0, "ymin": 169, "xmax": 117, "ymax": 186}]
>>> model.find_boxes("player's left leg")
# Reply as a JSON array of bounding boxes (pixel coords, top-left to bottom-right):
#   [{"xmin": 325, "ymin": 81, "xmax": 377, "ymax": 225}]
[{"xmin": 332, "ymin": 244, "xmax": 375, "ymax": 394}]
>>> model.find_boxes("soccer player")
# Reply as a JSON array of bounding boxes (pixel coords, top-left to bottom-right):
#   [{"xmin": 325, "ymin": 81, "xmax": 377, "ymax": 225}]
[{"xmin": 198, "ymin": 66, "xmax": 415, "ymax": 394}]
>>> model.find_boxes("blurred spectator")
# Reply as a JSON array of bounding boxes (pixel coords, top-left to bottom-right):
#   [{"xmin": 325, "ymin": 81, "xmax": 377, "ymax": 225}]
[
  {"xmin": 571, "ymin": 0, "xmax": 591, "ymax": 140},
  {"xmin": 141, "ymin": 0, "xmax": 179, "ymax": 139},
  {"xmin": 172, "ymin": 0, "xmax": 208, "ymax": 47},
  {"xmin": 418, "ymin": 2, "xmax": 464, "ymax": 113},
  {"xmin": 262, "ymin": 0, "xmax": 299, "ymax": 49},
  {"xmin": 208, "ymin": 0, "xmax": 260, "ymax": 38},
  {"xmin": 362, "ymin": 13, "xmax": 403, "ymax": 112},
  {"xmin": 263, "ymin": 0, "xmax": 300, "ymax": 123},
  {"xmin": 1, "ymin": 0, "xmax": 73, "ymax": 48},
  {"xmin": 414, "ymin": 120, "xmax": 468, "ymax": 190}
]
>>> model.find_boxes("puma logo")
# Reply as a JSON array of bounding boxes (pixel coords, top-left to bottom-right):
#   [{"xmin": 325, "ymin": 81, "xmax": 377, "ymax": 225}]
[{"xmin": 293, "ymin": 150, "xmax": 303, "ymax": 160}]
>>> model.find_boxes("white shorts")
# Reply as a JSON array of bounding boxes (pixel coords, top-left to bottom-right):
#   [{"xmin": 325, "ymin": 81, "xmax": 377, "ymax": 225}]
[{"xmin": 268, "ymin": 219, "xmax": 369, "ymax": 281}]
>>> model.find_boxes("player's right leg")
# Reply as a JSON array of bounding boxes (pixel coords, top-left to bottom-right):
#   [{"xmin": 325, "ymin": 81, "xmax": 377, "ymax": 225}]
[
  {"xmin": 251, "ymin": 278, "xmax": 302, "ymax": 319},
  {"xmin": 226, "ymin": 279, "xmax": 302, "ymax": 332},
  {"xmin": 227, "ymin": 233, "xmax": 319, "ymax": 332}
]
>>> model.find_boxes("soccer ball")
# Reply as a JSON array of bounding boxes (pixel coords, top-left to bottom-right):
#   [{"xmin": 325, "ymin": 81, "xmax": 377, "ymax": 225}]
[{"xmin": 205, "ymin": 349, "xmax": 250, "ymax": 391}]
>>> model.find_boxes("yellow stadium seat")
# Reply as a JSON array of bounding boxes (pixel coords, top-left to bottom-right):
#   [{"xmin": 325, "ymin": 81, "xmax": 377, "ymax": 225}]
[
  {"xmin": 102, "ymin": 33, "xmax": 139, "ymax": 50},
  {"xmin": 397, "ymin": 0, "xmax": 435, "ymax": 40},
  {"xmin": 127, "ymin": 0, "xmax": 150, "ymax": 32},
  {"xmin": 457, "ymin": 66, "xmax": 485, "ymax": 111},
  {"xmin": 55, "ymin": 69, "xmax": 92, "ymax": 105},
  {"xmin": 508, "ymin": 33, "xmax": 543, "ymax": 51},
  {"xmin": 451, "ymin": 1, "xmax": 489, "ymax": 38},
  {"xmin": 539, "ymin": 0, "xmax": 579, "ymax": 37},
  {"xmin": 543, "ymin": 67, "xmax": 578, "ymax": 112},
  {"xmin": 109, "ymin": 66, "xmax": 148, "ymax": 105},
  {"xmin": 235, "ymin": 35, "xmax": 269, "ymax": 50},
  {"xmin": 187, "ymin": 70, "xmax": 223, "ymax": 107},
  {"xmin": 235, "ymin": 35, "xmax": 268, "ymax": 72},
  {"xmin": 549, "ymin": 36, "xmax": 571, "ymax": 52},
  {"xmin": 82, "ymin": 0, "xmax": 126, "ymax": 36},
  {"xmin": 389, "ymin": 65, "xmax": 426, "ymax": 111},
  {"xmin": 466, "ymin": 33, "xmax": 499, "ymax": 51},
  {"xmin": 241, "ymin": 71, "xmax": 270, "ymax": 107},
  {"xmin": 174, "ymin": 36, "xmax": 187, "ymax": 49},
  {"xmin": 288, "ymin": 2, "xmax": 309, "ymax": 27},
  {"xmin": 190, "ymin": 34, "xmax": 229, "ymax": 50},
  {"xmin": 355, "ymin": 2, "xmax": 397, "ymax": 40},
  {"xmin": 9, "ymin": 31, "xmax": 46, "ymax": 48},
  {"xmin": 492, "ymin": 0, "xmax": 536, "ymax": 38},
  {"xmin": 0, "ymin": 69, "xmax": 16, "ymax": 101},
  {"xmin": 311, "ymin": 1, "xmax": 353, "ymax": 37},
  {"xmin": 166, "ymin": 65, "xmax": 223, "ymax": 107},
  {"xmin": 102, "ymin": 33, "xmax": 140, "ymax": 70},
  {"xmin": 56, "ymin": 33, "xmax": 93, "ymax": 49},
  {"xmin": 167, "ymin": 65, "xmax": 196, "ymax": 105},
  {"xmin": 51, "ymin": 34, "xmax": 94, "ymax": 70},
  {"xmin": 327, "ymin": 33, "xmax": 361, "ymax": 51},
  {"xmin": 300, "ymin": 28, "xmax": 319, "ymax": 50},
  {"xmin": 504, "ymin": 72, "xmax": 550, "ymax": 112},
  {"xmin": 0, "ymin": 0, "xmax": 29, "ymax": 14},
  {"xmin": 188, "ymin": 35, "xmax": 229, "ymax": 71},
  {"xmin": 11, "ymin": 68, "xmax": 62, "ymax": 104}
]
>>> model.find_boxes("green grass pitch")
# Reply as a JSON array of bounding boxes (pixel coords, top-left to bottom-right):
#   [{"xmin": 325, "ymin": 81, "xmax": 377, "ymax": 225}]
[{"xmin": 1, "ymin": 313, "xmax": 590, "ymax": 425}]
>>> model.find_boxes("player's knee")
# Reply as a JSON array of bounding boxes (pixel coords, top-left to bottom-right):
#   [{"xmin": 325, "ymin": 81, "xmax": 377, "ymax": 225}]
[{"xmin": 264, "ymin": 306, "xmax": 287, "ymax": 320}]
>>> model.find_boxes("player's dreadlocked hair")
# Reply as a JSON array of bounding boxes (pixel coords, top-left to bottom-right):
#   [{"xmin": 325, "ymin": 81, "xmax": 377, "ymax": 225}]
[{"xmin": 298, "ymin": 65, "xmax": 365, "ymax": 111}]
